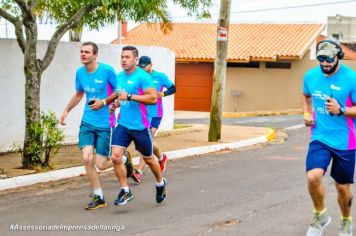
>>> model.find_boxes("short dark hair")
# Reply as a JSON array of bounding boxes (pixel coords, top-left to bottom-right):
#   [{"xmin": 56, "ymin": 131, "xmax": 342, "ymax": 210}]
[
  {"xmin": 122, "ymin": 46, "xmax": 139, "ymax": 58},
  {"xmin": 81, "ymin": 42, "xmax": 98, "ymax": 54}
]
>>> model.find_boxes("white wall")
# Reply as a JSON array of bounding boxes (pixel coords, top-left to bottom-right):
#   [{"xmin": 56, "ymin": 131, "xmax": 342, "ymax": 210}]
[{"xmin": 0, "ymin": 39, "xmax": 175, "ymax": 152}]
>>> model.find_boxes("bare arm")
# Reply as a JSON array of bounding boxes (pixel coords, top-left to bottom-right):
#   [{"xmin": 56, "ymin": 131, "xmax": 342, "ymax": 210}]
[
  {"xmin": 60, "ymin": 91, "xmax": 84, "ymax": 125},
  {"xmin": 343, "ymin": 106, "xmax": 356, "ymax": 117},
  {"xmin": 301, "ymin": 93, "xmax": 314, "ymax": 126},
  {"xmin": 119, "ymin": 88, "xmax": 157, "ymax": 105}
]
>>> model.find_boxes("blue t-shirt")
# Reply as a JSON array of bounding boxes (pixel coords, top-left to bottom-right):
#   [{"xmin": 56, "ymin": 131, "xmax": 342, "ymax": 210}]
[
  {"xmin": 148, "ymin": 71, "xmax": 174, "ymax": 118},
  {"xmin": 75, "ymin": 63, "xmax": 117, "ymax": 129},
  {"xmin": 116, "ymin": 68, "xmax": 154, "ymax": 130},
  {"xmin": 303, "ymin": 64, "xmax": 356, "ymax": 150}
]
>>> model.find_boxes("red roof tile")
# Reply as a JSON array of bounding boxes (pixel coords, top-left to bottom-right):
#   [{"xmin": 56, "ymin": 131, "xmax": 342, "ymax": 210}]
[{"xmin": 114, "ymin": 23, "xmax": 325, "ymax": 62}]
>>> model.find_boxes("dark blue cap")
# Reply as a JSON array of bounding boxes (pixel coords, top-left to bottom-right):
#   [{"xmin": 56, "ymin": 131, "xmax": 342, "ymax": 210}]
[{"xmin": 138, "ymin": 56, "xmax": 152, "ymax": 67}]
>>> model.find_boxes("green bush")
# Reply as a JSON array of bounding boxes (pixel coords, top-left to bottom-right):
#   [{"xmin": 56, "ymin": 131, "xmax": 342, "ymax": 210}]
[{"xmin": 13, "ymin": 111, "xmax": 64, "ymax": 170}]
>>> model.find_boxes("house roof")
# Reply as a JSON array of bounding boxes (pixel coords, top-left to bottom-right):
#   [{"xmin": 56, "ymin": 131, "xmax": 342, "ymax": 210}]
[{"xmin": 113, "ymin": 22, "xmax": 325, "ymax": 62}]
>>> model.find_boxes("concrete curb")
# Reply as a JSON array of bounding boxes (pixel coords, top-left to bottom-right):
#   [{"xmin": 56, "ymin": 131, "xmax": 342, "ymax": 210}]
[
  {"xmin": 0, "ymin": 129, "xmax": 275, "ymax": 191},
  {"xmin": 223, "ymin": 109, "xmax": 302, "ymax": 118}
]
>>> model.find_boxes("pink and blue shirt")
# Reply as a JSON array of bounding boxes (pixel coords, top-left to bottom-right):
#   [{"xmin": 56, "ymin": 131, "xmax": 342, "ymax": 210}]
[
  {"xmin": 148, "ymin": 71, "xmax": 174, "ymax": 118},
  {"xmin": 116, "ymin": 68, "xmax": 154, "ymax": 130},
  {"xmin": 75, "ymin": 63, "xmax": 117, "ymax": 129},
  {"xmin": 303, "ymin": 64, "xmax": 356, "ymax": 150}
]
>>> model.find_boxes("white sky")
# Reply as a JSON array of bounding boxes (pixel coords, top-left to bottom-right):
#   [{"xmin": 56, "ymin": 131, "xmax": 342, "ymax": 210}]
[{"xmin": 1, "ymin": 0, "xmax": 356, "ymax": 43}]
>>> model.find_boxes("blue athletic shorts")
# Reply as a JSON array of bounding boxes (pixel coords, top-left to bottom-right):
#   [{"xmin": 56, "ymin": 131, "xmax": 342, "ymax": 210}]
[
  {"xmin": 306, "ymin": 140, "xmax": 356, "ymax": 184},
  {"xmin": 151, "ymin": 117, "xmax": 162, "ymax": 129},
  {"xmin": 78, "ymin": 122, "xmax": 111, "ymax": 157},
  {"xmin": 111, "ymin": 124, "xmax": 153, "ymax": 157}
]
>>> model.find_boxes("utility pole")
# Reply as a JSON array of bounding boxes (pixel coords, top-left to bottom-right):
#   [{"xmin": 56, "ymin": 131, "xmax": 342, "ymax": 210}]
[{"xmin": 208, "ymin": 0, "xmax": 231, "ymax": 142}]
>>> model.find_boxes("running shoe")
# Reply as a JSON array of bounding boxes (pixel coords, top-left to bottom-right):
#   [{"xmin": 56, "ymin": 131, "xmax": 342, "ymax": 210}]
[
  {"xmin": 306, "ymin": 209, "xmax": 331, "ymax": 236},
  {"xmin": 85, "ymin": 194, "xmax": 107, "ymax": 210},
  {"xmin": 114, "ymin": 189, "xmax": 134, "ymax": 206},
  {"xmin": 156, "ymin": 178, "xmax": 167, "ymax": 204},
  {"xmin": 339, "ymin": 218, "xmax": 353, "ymax": 236},
  {"xmin": 131, "ymin": 169, "xmax": 143, "ymax": 183}
]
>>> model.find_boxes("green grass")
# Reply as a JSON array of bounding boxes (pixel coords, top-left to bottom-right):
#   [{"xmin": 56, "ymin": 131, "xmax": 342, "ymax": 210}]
[{"xmin": 173, "ymin": 124, "xmax": 193, "ymax": 129}]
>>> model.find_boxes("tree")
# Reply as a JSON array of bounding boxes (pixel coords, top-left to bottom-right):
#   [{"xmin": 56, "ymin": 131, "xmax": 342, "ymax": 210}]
[
  {"xmin": 208, "ymin": 0, "xmax": 231, "ymax": 142},
  {"xmin": 0, "ymin": 0, "xmax": 212, "ymax": 169}
]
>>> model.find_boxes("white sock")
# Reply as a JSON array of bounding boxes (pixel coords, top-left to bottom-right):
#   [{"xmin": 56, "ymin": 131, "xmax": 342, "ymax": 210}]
[
  {"xmin": 157, "ymin": 154, "xmax": 163, "ymax": 161},
  {"xmin": 136, "ymin": 169, "xmax": 142, "ymax": 174},
  {"xmin": 156, "ymin": 180, "xmax": 164, "ymax": 187},
  {"xmin": 122, "ymin": 155, "xmax": 127, "ymax": 164},
  {"xmin": 121, "ymin": 186, "xmax": 129, "ymax": 193},
  {"xmin": 94, "ymin": 188, "xmax": 104, "ymax": 199}
]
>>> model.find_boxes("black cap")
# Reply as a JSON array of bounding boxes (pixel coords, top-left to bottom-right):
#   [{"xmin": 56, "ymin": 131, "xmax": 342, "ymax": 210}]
[{"xmin": 138, "ymin": 56, "xmax": 152, "ymax": 67}]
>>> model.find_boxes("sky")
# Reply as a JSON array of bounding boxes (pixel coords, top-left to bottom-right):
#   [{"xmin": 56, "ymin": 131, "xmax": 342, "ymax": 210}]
[{"xmin": 0, "ymin": 0, "xmax": 356, "ymax": 43}]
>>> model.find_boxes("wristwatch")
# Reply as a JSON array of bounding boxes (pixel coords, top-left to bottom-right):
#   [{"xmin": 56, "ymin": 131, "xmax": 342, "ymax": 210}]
[
  {"xmin": 339, "ymin": 105, "xmax": 346, "ymax": 116},
  {"xmin": 127, "ymin": 93, "xmax": 132, "ymax": 101}
]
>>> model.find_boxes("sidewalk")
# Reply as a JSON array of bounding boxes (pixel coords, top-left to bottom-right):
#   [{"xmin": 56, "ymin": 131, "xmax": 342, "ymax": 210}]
[{"xmin": 0, "ymin": 124, "xmax": 275, "ymax": 191}]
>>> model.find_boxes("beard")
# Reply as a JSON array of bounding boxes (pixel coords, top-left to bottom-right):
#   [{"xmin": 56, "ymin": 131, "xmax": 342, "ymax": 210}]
[{"xmin": 320, "ymin": 60, "xmax": 339, "ymax": 75}]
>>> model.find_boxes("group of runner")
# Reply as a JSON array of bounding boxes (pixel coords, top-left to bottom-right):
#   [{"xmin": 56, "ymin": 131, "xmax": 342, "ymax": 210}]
[
  {"xmin": 57, "ymin": 37, "xmax": 356, "ymax": 236},
  {"xmin": 59, "ymin": 42, "xmax": 175, "ymax": 210}
]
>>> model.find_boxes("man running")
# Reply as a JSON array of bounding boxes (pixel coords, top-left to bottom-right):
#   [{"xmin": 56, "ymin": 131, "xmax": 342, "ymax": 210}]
[
  {"xmin": 111, "ymin": 46, "xmax": 167, "ymax": 205},
  {"xmin": 302, "ymin": 38, "xmax": 356, "ymax": 236},
  {"xmin": 131, "ymin": 56, "xmax": 176, "ymax": 183},
  {"xmin": 60, "ymin": 42, "xmax": 132, "ymax": 210}
]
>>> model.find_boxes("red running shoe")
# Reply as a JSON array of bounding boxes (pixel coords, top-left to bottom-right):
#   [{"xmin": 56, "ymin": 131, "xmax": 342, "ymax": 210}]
[
  {"xmin": 131, "ymin": 169, "xmax": 143, "ymax": 183},
  {"xmin": 159, "ymin": 154, "xmax": 167, "ymax": 173}
]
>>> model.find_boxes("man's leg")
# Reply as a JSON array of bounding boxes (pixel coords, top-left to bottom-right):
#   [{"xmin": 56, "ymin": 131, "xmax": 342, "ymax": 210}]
[
  {"xmin": 111, "ymin": 146, "xmax": 128, "ymax": 187},
  {"xmin": 79, "ymin": 122, "xmax": 107, "ymax": 210},
  {"xmin": 111, "ymin": 125, "xmax": 134, "ymax": 206},
  {"xmin": 307, "ymin": 168, "xmax": 326, "ymax": 212},
  {"xmin": 82, "ymin": 146, "xmax": 100, "ymax": 190},
  {"xmin": 335, "ymin": 183, "xmax": 352, "ymax": 218},
  {"xmin": 331, "ymin": 148, "xmax": 355, "ymax": 236},
  {"xmin": 144, "ymin": 156, "xmax": 162, "ymax": 182},
  {"xmin": 151, "ymin": 126, "xmax": 167, "ymax": 172},
  {"xmin": 112, "ymin": 146, "xmax": 134, "ymax": 205},
  {"xmin": 82, "ymin": 146, "xmax": 107, "ymax": 210},
  {"xmin": 336, "ymin": 183, "xmax": 353, "ymax": 236},
  {"xmin": 96, "ymin": 156, "xmax": 112, "ymax": 171},
  {"xmin": 134, "ymin": 128, "xmax": 167, "ymax": 204},
  {"xmin": 132, "ymin": 127, "xmax": 158, "ymax": 183},
  {"xmin": 305, "ymin": 141, "xmax": 332, "ymax": 236}
]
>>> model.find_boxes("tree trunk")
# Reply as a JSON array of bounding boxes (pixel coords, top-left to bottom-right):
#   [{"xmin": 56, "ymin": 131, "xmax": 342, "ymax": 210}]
[
  {"xmin": 22, "ymin": 51, "xmax": 42, "ymax": 169},
  {"xmin": 208, "ymin": 0, "xmax": 231, "ymax": 142},
  {"xmin": 69, "ymin": 27, "xmax": 82, "ymax": 42}
]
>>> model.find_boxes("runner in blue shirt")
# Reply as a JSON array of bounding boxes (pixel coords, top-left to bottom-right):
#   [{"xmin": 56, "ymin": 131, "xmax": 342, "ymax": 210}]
[
  {"xmin": 111, "ymin": 46, "xmax": 167, "ymax": 206},
  {"xmin": 59, "ymin": 42, "xmax": 133, "ymax": 210},
  {"xmin": 131, "ymin": 56, "xmax": 176, "ymax": 183},
  {"xmin": 302, "ymin": 38, "xmax": 356, "ymax": 236}
]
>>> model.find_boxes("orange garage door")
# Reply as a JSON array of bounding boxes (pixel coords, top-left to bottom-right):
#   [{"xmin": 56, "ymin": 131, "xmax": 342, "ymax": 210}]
[{"xmin": 175, "ymin": 63, "xmax": 213, "ymax": 111}]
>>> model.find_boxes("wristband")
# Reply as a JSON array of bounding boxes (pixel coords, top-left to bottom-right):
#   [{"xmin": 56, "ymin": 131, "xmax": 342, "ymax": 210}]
[
  {"xmin": 102, "ymin": 99, "xmax": 107, "ymax": 105},
  {"xmin": 303, "ymin": 112, "xmax": 311, "ymax": 119}
]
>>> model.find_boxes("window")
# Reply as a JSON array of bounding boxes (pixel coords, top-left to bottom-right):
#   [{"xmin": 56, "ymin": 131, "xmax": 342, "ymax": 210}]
[
  {"xmin": 227, "ymin": 62, "xmax": 260, "ymax": 68},
  {"xmin": 332, "ymin": 34, "xmax": 340, "ymax": 40},
  {"xmin": 265, "ymin": 62, "xmax": 291, "ymax": 69}
]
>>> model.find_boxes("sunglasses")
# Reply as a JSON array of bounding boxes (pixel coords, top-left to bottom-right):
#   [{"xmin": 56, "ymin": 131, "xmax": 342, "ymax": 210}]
[{"xmin": 317, "ymin": 55, "xmax": 335, "ymax": 63}]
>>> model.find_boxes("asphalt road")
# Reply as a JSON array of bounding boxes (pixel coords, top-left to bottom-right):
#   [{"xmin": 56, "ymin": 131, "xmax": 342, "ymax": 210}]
[{"xmin": 0, "ymin": 126, "xmax": 352, "ymax": 236}]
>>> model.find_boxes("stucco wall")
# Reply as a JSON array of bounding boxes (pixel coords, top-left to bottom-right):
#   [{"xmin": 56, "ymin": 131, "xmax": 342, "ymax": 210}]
[
  {"xmin": 0, "ymin": 39, "xmax": 175, "ymax": 152},
  {"xmin": 223, "ymin": 51, "xmax": 356, "ymax": 112}
]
